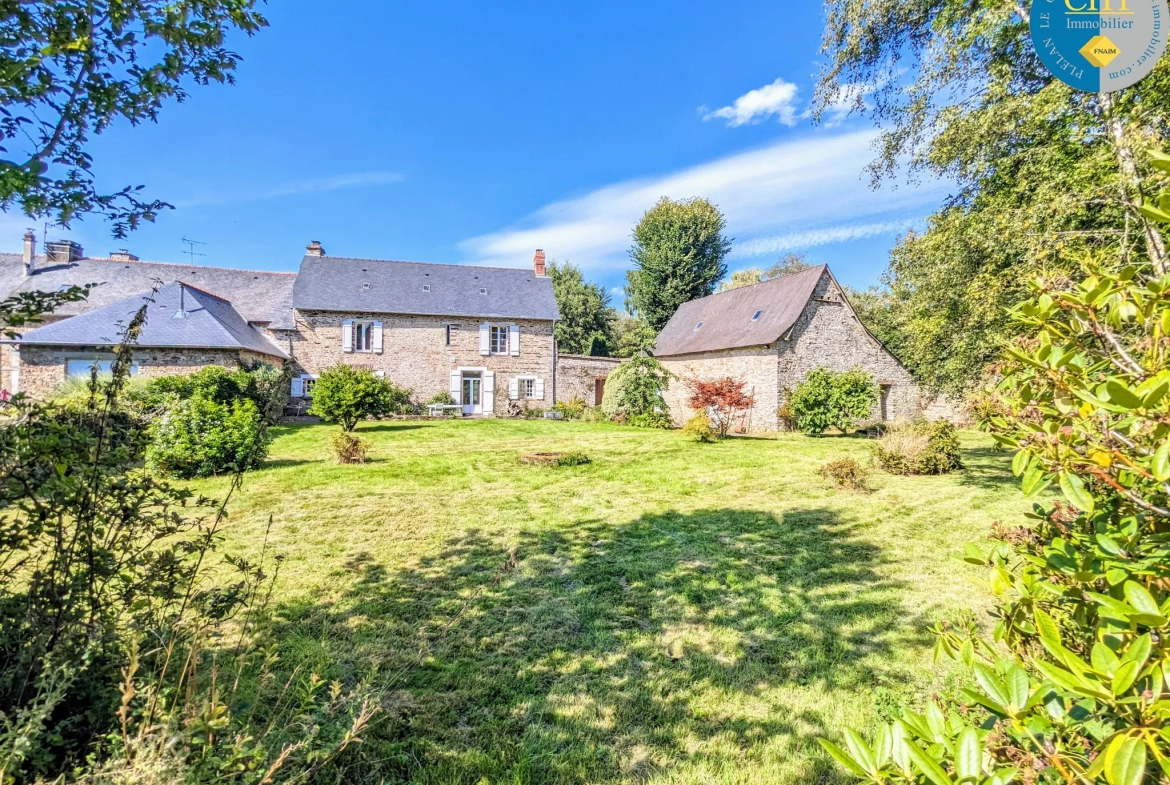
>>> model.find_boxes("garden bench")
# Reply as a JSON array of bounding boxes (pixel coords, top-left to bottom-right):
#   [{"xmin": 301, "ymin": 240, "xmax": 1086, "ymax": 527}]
[{"xmin": 427, "ymin": 404, "xmax": 463, "ymax": 417}]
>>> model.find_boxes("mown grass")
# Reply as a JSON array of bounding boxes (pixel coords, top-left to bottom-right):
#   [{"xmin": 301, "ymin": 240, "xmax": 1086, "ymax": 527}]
[{"xmin": 189, "ymin": 419, "xmax": 1031, "ymax": 784}]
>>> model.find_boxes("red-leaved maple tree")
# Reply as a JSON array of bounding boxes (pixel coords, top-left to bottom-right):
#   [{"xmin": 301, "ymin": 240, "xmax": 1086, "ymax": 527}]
[{"xmin": 686, "ymin": 377, "xmax": 755, "ymax": 438}]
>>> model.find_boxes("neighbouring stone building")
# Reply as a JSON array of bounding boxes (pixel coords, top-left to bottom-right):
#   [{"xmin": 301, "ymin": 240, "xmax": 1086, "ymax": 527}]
[
  {"xmin": 654, "ymin": 265, "xmax": 925, "ymax": 432},
  {"xmin": 0, "ymin": 235, "xmax": 625, "ymax": 414}
]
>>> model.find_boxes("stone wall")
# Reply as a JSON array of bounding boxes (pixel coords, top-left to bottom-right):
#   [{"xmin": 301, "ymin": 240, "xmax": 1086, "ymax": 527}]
[
  {"xmin": 658, "ymin": 346, "xmax": 781, "ymax": 432},
  {"xmin": 290, "ymin": 311, "xmax": 556, "ymax": 411},
  {"xmin": 778, "ymin": 271, "xmax": 921, "ymax": 423},
  {"xmin": 14, "ymin": 345, "xmax": 248, "ymax": 398},
  {"xmin": 555, "ymin": 354, "xmax": 622, "ymax": 405}
]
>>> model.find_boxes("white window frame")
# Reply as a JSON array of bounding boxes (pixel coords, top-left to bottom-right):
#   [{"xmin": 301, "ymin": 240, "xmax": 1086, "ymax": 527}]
[
  {"xmin": 520, "ymin": 377, "xmax": 535, "ymax": 398},
  {"xmin": 301, "ymin": 374, "xmax": 320, "ymax": 397},
  {"xmin": 353, "ymin": 321, "xmax": 374, "ymax": 353},
  {"xmin": 489, "ymin": 324, "xmax": 509, "ymax": 355}
]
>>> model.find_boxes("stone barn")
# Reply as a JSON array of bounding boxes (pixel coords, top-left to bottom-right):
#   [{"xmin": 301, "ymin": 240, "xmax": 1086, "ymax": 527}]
[{"xmin": 654, "ymin": 265, "xmax": 922, "ymax": 432}]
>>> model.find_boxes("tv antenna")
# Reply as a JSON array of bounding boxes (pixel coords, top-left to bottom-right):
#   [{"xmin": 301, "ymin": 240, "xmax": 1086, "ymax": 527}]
[{"xmin": 181, "ymin": 237, "xmax": 206, "ymax": 265}]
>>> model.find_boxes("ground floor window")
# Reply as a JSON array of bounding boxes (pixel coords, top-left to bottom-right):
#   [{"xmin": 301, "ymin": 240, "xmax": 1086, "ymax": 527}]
[
  {"xmin": 66, "ymin": 359, "xmax": 138, "ymax": 378},
  {"xmin": 302, "ymin": 376, "xmax": 317, "ymax": 397},
  {"xmin": 520, "ymin": 377, "xmax": 535, "ymax": 398}
]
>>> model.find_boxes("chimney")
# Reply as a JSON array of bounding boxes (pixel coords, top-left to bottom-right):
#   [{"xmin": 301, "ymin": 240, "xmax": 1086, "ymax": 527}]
[
  {"xmin": 305, "ymin": 240, "xmax": 325, "ymax": 257},
  {"xmin": 22, "ymin": 230, "xmax": 35, "ymax": 276},
  {"xmin": 109, "ymin": 248, "xmax": 138, "ymax": 262},
  {"xmin": 46, "ymin": 240, "xmax": 84, "ymax": 264},
  {"xmin": 533, "ymin": 248, "xmax": 546, "ymax": 276}
]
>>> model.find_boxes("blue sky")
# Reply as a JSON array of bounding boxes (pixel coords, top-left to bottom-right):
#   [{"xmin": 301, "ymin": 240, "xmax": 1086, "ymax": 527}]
[{"xmin": 9, "ymin": 0, "xmax": 950, "ymax": 296}]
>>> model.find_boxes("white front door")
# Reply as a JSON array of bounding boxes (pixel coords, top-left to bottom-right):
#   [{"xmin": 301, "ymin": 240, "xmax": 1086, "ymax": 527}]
[{"xmin": 461, "ymin": 373, "xmax": 482, "ymax": 415}]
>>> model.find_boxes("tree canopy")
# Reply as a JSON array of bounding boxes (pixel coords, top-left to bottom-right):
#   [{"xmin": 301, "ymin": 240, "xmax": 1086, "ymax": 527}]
[
  {"xmin": 626, "ymin": 197, "xmax": 732, "ymax": 330},
  {"xmin": 718, "ymin": 253, "xmax": 810, "ymax": 292},
  {"xmin": 548, "ymin": 261, "xmax": 615, "ymax": 356},
  {"xmin": 815, "ymin": 1, "xmax": 1170, "ymax": 392},
  {"xmin": 0, "ymin": 0, "xmax": 268, "ymax": 237}
]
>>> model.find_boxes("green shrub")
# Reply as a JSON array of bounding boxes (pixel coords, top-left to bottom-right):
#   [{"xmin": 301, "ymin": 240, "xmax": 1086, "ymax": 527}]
[
  {"xmin": 628, "ymin": 410, "xmax": 673, "ymax": 429},
  {"xmin": 524, "ymin": 406, "xmax": 547, "ymax": 419},
  {"xmin": 818, "ymin": 456, "xmax": 870, "ymax": 490},
  {"xmin": 123, "ymin": 363, "xmax": 290, "ymax": 424},
  {"xmin": 146, "ymin": 395, "xmax": 270, "ymax": 479},
  {"xmin": 820, "ymin": 258, "xmax": 1170, "ymax": 785},
  {"xmin": 428, "ymin": 391, "xmax": 455, "ymax": 405},
  {"xmin": 874, "ymin": 420, "xmax": 962, "ymax": 475},
  {"xmin": 554, "ymin": 396, "xmax": 587, "ymax": 420},
  {"xmin": 600, "ymin": 355, "xmax": 672, "ymax": 419},
  {"xmin": 331, "ymin": 431, "xmax": 369, "ymax": 464},
  {"xmin": 681, "ymin": 413, "xmax": 716, "ymax": 442},
  {"xmin": 788, "ymin": 367, "xmax": 878, "ymax": 435},
  {"xmin": 308, "ymin": 365, "xmax": 410, "ymax": 431}
]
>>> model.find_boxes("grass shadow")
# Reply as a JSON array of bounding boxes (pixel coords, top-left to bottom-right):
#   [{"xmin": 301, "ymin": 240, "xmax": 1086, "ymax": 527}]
[
  {"xmin": 357, "ymin": 423, "xmax": 427, "ymax": 433},
  {"xmin": 957, "ymin": 446, "xmax": 1020, "ymax": 491},
  {"xmin": 272, "ymin": 507, "xmax": 929, "ymax": 783}
]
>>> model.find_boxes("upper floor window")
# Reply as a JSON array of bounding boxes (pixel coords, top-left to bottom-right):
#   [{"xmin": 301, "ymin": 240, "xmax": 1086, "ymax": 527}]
[
  {"xmin": 353, "ymin": 321, "xmax": 374, "ymax": 352},
  {"xmin": 490, "ymin": 325, "xmax": 509, "ymax": 354}
]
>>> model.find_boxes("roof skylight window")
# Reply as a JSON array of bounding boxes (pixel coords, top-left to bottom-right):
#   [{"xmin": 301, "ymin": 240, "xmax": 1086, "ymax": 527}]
[
  {"xmin": 752, "ymin": 310, "xmax": 763, "ymax": 321},
  {"xmin": 422, "ymin": 284, "xmax": 431, "ymax": 292},
  {"xmin": 479, "ymin": 288, "xmax": 487, "ymax": 295},
  {"xmin": 362, "ymin": 282, "xmax": 371, "ymax": 290},
  {"xmin": 694, "ymin": 321, "xmax": 704, "ymax": 331}
]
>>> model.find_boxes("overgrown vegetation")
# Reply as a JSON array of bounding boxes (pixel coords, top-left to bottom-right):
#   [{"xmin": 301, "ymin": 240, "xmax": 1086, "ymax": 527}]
[
  {"xmin": 821, "ymin": 257, "xmax": 1170, "ymax": 784},
  {"xmin": 788, "ymin": 368, "xmax": 879, "ymax": 435},
  {"xmin": 331, "ymin": 431, "xmax": 369, "ymax": 464},
  {"xmin": 147, "ymin": 393, "xmax": 270, "ymax": 479},
  {"xmin": 681, "ymin": 413, "xmax": 716, "ymax": 442},
  {"xmin": 819, "ymin": 456, "xmax": 871, "ymax": 491},
  {"xmin": 874, "ymin": 421, "xmax": 962, "ymax": 477}
]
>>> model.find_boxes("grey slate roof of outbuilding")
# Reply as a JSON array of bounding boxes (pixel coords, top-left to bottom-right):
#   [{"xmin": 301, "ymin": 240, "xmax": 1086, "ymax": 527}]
[
  {"xmin": 6, "ymin": 281, "xmax": 289, "ymax": 359},
  {"xmin": 0, "ymin": 254, "xmax": 298, "ymax": 329},
  {"xmin": 654, "ymin": 265, "xmax": 828, "ymax": 356},
  {"xmin": 293, "ymin": 255, "xmax": 560, "ymax": 321}
]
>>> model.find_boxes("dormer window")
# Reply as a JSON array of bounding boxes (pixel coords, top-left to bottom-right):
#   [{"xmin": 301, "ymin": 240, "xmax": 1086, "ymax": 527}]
[
  {"xmin": 694, "ymin": 321, "xmax": 704, "ymax": 331},
  {"xmin": 751, "ymin": 310, "xmax": 763, "ymax": 321}
]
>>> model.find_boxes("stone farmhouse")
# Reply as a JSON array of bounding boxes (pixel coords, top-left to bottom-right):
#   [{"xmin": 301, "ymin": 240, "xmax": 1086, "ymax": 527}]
[
  {"xmin": 654, "ymin": 264, "xmax": 923, "ymax": 432},
  {"xmin": 0, "ymin": 234, "xmax": 622, "ymax": 414},
  {"xmin": 0, "ymin": 233, "xmax": 938, "ymax": 428}
]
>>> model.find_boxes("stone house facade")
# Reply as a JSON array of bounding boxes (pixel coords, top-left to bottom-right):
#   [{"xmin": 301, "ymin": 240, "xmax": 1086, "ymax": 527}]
[
  {"xmin": 555, "ymin": 354, "xmax": 623, "ymax": 406},
  {"xmin": 655, "ymin": 265, "xmax": 922, "ymax": 432}
]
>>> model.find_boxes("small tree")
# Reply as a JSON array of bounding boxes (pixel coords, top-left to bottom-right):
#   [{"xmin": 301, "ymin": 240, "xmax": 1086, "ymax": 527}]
[
  {"xmin": 788, "ymin": 368, "xmax": 878, "ymax": 435},
  {"xmin": 308, "ymin": 365, "xmax": 405, "ymax": 431},
  {"xmin": 600, "ymin": 355, "xmax": 672, "ymax": 419},
  {"xmin": 686, "ymin": 377, "xmax": 756, "ymax": 438}
]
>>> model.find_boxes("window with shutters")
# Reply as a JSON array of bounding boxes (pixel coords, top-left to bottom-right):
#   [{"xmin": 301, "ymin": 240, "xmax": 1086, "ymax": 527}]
[
  {"xmin": 489, "ymin": 325, "xmax": 508, "ymax": 354},
  {"xmin": 353, "ymin": 321, "xmax": 374, "ymax": 352},
  {"xmin": 520, "ymin": 377, "xmax": 535, "ymax": 398},
  {"xmin": 302, "ymin": 377, "xmax": 317, "ymax": 397}
]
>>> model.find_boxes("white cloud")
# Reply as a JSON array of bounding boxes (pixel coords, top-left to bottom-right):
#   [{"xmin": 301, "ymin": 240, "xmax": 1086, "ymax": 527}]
[
  {"xmin": 701, "ymin": 78, "xmax": 801, "ymax": 127},
  {"xmin": 460, "ymin": 129, "xmax": 948, "ymax": 273},
  {"xmin": 178, "ymin": 170, "xmax": 404, "ymax": 207},
  {"xmin": 730, "ymin": 219, "xmax": 922, "ymax": 259}
]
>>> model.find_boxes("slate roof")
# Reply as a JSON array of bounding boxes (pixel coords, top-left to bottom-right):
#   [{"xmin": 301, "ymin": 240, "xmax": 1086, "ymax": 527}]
[
  {"xmin": 294, "ymin": 255, "xmax": 559, "ymax": 321},
  {"xmin": 6, "ymin": 282, "xmax": 289, "ymax": 359},
  {"xmin": 0, "ymin": 254, "xmax": 298, "ymax": 329},
  {"xmin": 654, "ymin": 265, "xmax": 828, "ymax": 356}
]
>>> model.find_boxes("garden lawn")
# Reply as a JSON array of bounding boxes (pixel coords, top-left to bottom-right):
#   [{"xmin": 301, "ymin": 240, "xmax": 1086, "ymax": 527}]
[{"xmin": 189, "ymin": 419, "xmax": 1031, "ymax": 785}]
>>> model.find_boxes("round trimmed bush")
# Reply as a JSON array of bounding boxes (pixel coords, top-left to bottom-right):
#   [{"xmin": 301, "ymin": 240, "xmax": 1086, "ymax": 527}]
[{"xmin": 600, "ymin": 355, "xmax": 671, "ymax": 419}]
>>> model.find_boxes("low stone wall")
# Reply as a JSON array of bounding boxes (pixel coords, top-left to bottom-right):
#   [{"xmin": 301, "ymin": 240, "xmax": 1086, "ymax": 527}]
[
  {"xmin": 555, "ymin": 354, "xmax": 622, "ymax": 406},
  {"xmin": 14, "ymin": 345, "xmax": 249, "ymax": 398},
  {"xmin": 921, "ymin": 392, "xmax": 971, "ymax": 426}
]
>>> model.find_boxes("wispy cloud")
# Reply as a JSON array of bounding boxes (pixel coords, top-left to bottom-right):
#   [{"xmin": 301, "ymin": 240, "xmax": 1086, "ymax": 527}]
[
  {"xmin": 700, "ymin": 78, "xmax": 801, "ymax": 127},
  {"xmin": 178, "ymin": 170, "xmax": 404, "ymax": 207},
  {"xmin": 460, "ymin": 130, "xmax": 949, "ymax": 273},
  {"xmin": 730, "ymin": 219, "xmax": 922, "ymax": 259}
]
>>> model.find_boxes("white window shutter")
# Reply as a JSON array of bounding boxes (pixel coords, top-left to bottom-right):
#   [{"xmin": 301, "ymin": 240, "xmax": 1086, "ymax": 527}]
[
  {"xmin": 533, "ymin": 377, "xmax": 545, "ymax": 400},
  {"xmin": 508, "ymin": 377, "xmax": 519, "ymax": 400},
  {"xmin": 290, "ymin": 376, "xmax": 304, "ymax": 397},
  {"xmin": 372, "ymin": 321, "xmax": 383, "ymax": 354},
  {"xmin": 483, "ymin": 371, "xmax": 495, "ymax": 415},
  {"xmin": 478, "ymin": 323, "xmax": 490, "ymax": 356},
  {"xmin": 509, "ymin": 324, "xmax": 519, "ymax": 356},
  {"xmin": 449, "ymin": 370, "xmax": 461, "ymax": 403},
  {"xmin": 341, "ymin": 320, "xmax": 353, "ymax": 352}
]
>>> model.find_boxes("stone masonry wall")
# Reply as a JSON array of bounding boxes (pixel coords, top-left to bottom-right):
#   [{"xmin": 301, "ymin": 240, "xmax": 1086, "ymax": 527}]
[
  {"xmin": 779, "ymin": 271, "xmax": 920, "ymax": 422},
  {"xmin": 658, "ymin": 346, "xmax": 781, "ymax": 432},
  {"xmin": 555, "ymin": 354, "xmax": 622, "ymax": 405},
  {"xmin": 14, "ymin": 345, "xmax": 247, "ymax": 398},
  {"xmin": 290, "ymin": 312, "xmax": 556, "ymax": 411}
]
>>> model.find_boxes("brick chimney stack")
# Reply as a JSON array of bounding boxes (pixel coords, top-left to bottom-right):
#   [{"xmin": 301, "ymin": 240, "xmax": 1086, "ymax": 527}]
[
  {"xmin": 533, "ymin": 249, "xmax": 546, "ymax": 276},
  {"xmin": 22, "ymin": 230, "xmax": 34, "ymax": 276},
  {"xmin": 306, "ymin": 240, "xmax": 326, "ymax": 257},
  {"xmin": 110, "ymin": 249, "xmax": 139, "ymax": 262}
]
